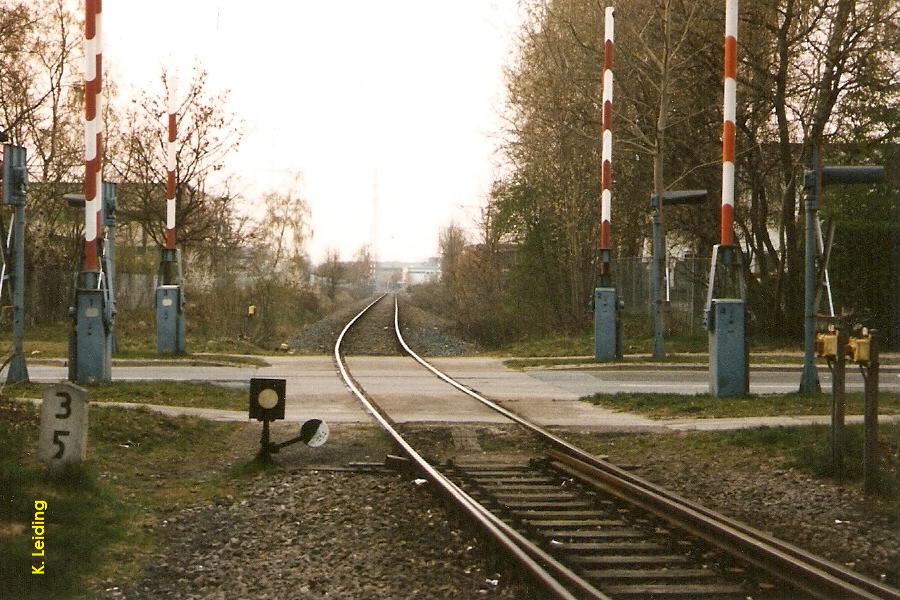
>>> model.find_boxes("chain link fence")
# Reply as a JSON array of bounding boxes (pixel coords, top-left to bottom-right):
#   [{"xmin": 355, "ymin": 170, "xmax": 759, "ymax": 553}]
[
  {"xmin": 611, "ymin": 256, "xmax": 711, "ymax": 335},
  {"xmin": 1, "ymin": 270, "xmax": 157, "ymax": 326},
  {"xmin": 2, "ymin": 266, "xmax": 320, "ymax": 350}
]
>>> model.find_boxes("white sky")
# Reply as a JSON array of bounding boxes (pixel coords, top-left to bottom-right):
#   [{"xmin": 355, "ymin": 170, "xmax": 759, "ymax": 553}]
[{"xmin": 103, "ymin": 1, "xmax": 523, "ymax": 263}]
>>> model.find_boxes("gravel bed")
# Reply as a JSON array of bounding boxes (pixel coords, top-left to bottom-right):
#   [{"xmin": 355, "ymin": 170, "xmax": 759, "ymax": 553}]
[
  {"xmin": 99, "ymin": 468, "xmax": 535, "ymax": 600},
  {"xmin": 397, "ymin": 298, "xmax": 480, "ymax": 357},
  {"xmin": 288, "ymin": 297, "xmax": 382, "ymax": 354},
  {"xmin": 289, "ymin": 294, "xmax": 480, "ymax": 357},
  {"xmin": 588, "ymin": 431, "xmax": 900, "ymax": 588},
  {"xmin": 339, "ymin": 295, "xmax": 404, "ymax": 355},
  {"xmin": 91, "ymin": 421, "xmax": 898, "ymax": 598}
]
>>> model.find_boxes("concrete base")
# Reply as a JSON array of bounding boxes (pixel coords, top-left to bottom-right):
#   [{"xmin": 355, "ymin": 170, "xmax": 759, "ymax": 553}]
[
  {"xmin": 593, "ymin": 287, "xmax": 621, "ymax": 360},
  {"xmin": 6, "ymin": 351, "xmax": 28, "ymax": 383},
  {"xmin": 156, "ymin": 285, "xmax": 185, "ymax": 355},
  {"xmin": 708, "ymin": 299, "xmax": 748, "ymax": 397}
]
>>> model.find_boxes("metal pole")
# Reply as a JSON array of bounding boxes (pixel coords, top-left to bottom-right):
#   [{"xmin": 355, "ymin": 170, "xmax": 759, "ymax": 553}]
[
  {"xmin": 800, "ymin": 149, "xmax": 821, "ymax": 394},
  {"xmin": 598, "ymin": 6, "xmax": 614, "ymax": 282},
  {"xmin": 864, "ymin": 331, "xmax": 879, "ymax": 496},
  {"xmin": 652, "ymin": 209, "xmax": 665, "ymax": 359},
  {"xmin": 165, "ymin": 78, "xmax": 176, "ymax": 255},
  {"xmin": 831, "ymin": 325, "xmax": 847, "ymax": 480},
  {"xmin": 156, "ymin": 74, "xmax": 185, "ymax": 355},
  {"xmin": 720, "ymin": 0, "xmax": 737, "ymax": 247},
  {"xmin": 593, "ymin": 7, "xmax": 620, "ymax": 361},
  {"xmin": 8, "ymin": 198, "xmax": 27, "ymax": 381},
  {"xmin": 103, "ymin": 181, "xmax": 117, "ymax": 354},
  {"xmin": 83, "ymin": 0, "xmax": 101, "ymax": 274},
  {"xmin": 257, "ymin": 418, "xmax": 272, "ymax": 462},
  {"xmin": 70, "ymin": 0, "xmax": 110, "ymax": 384},
  {"xmin": 3, "ymin": 143, "xmax": 29, "ymax": 383},
  {"xmin": 706, "ymin": 0, "xmax": 748, "ymax": 398}
]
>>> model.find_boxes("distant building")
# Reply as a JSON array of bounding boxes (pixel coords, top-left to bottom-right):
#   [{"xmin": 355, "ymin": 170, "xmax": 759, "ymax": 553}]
[{"xmin": 374, "ymin": 259, "xmax": 440, "ymax": 291}]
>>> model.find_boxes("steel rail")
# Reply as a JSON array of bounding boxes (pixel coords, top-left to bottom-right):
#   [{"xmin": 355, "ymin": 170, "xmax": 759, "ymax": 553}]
[
  {"xmin": 334, "ymin": 294, "xmax": 609, "ymax": 600},
  {"xmin": 393, "ymin": 296, "xmax": 900, "ymax": 600}
]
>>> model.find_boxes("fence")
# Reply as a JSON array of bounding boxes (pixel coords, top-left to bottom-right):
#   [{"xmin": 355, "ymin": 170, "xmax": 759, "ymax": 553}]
[
  {"xmin": 0, "ymin": 269, "xmax": 159, "ymax": 328},
  {"xmin": 1, "ymin": 267, "xmax": 320, "ymax": 349},
  {"xmin": 610, "ymin": 256, "xmax": 711, "ymax": 335}
]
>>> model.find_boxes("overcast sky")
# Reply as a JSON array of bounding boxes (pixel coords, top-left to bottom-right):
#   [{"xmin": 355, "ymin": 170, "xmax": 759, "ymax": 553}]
[{"xmin": 103, "ymin": 1, "xmax": 523, "ymax": 263}]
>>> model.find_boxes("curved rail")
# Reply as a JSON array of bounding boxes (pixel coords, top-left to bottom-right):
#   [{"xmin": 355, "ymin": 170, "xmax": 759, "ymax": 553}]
[
  {"xmin": 392, "ymin": 296, "xmax": 899, "ymax": 600},
  {"xmin": 334, "ymin": 294, "xmax": 609, "ymax": 600}
]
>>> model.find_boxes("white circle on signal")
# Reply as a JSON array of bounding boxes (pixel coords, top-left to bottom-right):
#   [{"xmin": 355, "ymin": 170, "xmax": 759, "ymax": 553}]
[{"xmin": 258, "ymin": 388, "xmax": 279, "ymax": 410}]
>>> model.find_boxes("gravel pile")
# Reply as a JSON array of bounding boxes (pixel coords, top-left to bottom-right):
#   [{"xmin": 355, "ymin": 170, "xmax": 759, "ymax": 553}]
[
  {"xmin": 397, "ymin": 299, "xmax": 480, "ymax": 357},
  {"xmin": 288, "ymin": 297, "xmax": 382, "ymax": 354},
  {"xmin": 101, "ymin": 469, "xmax": 532, "ymax": 600}
]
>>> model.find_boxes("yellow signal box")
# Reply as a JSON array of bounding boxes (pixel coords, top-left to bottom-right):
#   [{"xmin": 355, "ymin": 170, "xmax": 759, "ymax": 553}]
[
  {"xmin": 847, "ymin": 335, "xmax": 870, "ymax": 364},
  {"xmin": 815, "ymin": 332, "xmax": 839, "ymax": 359}
]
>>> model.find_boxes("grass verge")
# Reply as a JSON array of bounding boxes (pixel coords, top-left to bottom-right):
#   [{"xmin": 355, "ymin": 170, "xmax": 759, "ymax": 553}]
[
  {"xmin": 0, "ymin": 399, "xmax": 251, "ymax": 599},
  {"xmin": 503, "ymin": 354, "xmax": 827, "ymax": 369},
  {"xmin": 0, "ymin": 320, "xmax": 280, "ymax": 360},
  {"xmin": 3, "ymin": 381, "xmax": 249, "ymax": 411},
  {"xmin": 580, "ymin": 391, "xmax": 900, "ymax": 419}
]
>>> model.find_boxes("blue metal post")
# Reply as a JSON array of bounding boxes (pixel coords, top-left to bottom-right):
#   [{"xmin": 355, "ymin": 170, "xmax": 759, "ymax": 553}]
[
  {"xmin": 705, "ymin": 244, "xmax": 749, "ymax": 398},
  {"xmin": 102, "ymin": 182, "xmax": 118, "ymax": 354},
  {"xmin": 73, "ymin": 270, "xmax": 110, "ymax": 384},
  {"xmin": 156, "ymin": 248, "xmax": 185, "ymax": 355},
  {"xmin": 799, "ymin": 154, "xmax": 821, "ymax": 394},
  {"xmin": 3, "ymin": 144, "xmax": 29, "ymax": 383},
  {"xmin": 67, "ymin": 186, "xmax": 113, "ymax": 385},
  {"xmin": 594, "ymin": 247, "xmax": 622, "ymax": 360},
  {"xmin": 651, "ymin": 208, "xmax": 665, "ymax": 359},
  {"xmin": 708, "ymin": 298, "xmax": 747, "ymax": 396},
  {"xmin": 594, "ymin": 287, "xmax": 621, "ymax": 360}
]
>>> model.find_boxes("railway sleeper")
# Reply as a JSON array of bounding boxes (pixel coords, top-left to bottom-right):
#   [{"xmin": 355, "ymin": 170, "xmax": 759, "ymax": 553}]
[{"xmin": 601, "ymin": 582, "xmax": 748, "ymax": 597}]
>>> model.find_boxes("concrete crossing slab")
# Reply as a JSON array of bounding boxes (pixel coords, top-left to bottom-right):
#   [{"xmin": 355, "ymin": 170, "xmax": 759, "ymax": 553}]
[{"xmin": 9, "ymin": 355, "xmax": 897, "ymax": 430}]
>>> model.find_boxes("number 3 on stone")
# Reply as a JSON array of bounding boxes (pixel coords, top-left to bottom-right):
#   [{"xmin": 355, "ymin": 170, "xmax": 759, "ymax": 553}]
[{"xmin": 56, "ymin": 392, "xmax": 72, "ymax": 419}]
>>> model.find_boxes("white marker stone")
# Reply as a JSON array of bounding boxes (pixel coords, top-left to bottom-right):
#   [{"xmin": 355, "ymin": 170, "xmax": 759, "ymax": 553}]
[{"xmin": 38, "ymin": 382, "xmax": 89, "ymax": 468}]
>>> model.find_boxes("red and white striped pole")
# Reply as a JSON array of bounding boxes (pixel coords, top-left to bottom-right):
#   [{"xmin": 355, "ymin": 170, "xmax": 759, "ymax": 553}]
[
  {"xmin": 83, "ymin": 0, "xmax": 103, "ymax": 271},
  {"xmin": 165, "ymin": 80, "xmax": 176, "ymax": 250},
  {"xmin": 599, "ymin": 6, "xmax": 614, "ymax": 274},
  {"xmin": 720, "ymin": 0, "xmax": 737, "ymax": 246}
]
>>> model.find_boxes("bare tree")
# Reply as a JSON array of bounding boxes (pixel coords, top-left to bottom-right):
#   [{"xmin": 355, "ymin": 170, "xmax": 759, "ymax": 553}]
[
  {"xmin": 253, "ymin": 172, "xmax": 312, "ymax": 282},
  {"xmin": 317, "ymin": 249, "xmax": 344, "ymax": 302},
  {"xmin": 439, "ymin": 222, "xmax": 467, "ymax": 294},
  {"xmin": 108, "ymin": 67, "xmax": 244, "ymax": 257}
]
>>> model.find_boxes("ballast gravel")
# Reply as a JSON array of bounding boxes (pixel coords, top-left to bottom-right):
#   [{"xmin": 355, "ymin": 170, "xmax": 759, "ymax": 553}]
[
  {"xmin": 620, "ymin": 444, "xmax": 900, "ymax": 587},
  {"xmin": 102, "ymin": 469, "xmax": 532, "ymax": 600},
  {"xmin": 289, "ymin": 294, "xmax": 479, "ymax": 357}
]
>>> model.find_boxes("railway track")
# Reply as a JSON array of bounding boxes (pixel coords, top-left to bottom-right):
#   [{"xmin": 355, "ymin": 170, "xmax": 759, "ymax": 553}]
[{"xmin": 335, "ymin": 293, "xmax": 900, "ymax": 600}]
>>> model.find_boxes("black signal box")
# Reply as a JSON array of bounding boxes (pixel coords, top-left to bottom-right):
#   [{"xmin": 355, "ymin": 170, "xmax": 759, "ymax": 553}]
[{"xmin": 249, "ymin": 377, "xmax": 286, "ymax": 421}]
